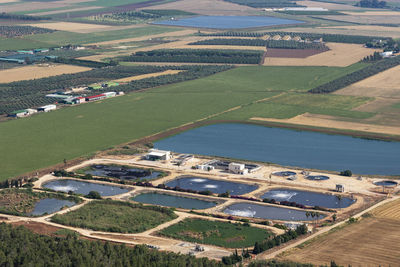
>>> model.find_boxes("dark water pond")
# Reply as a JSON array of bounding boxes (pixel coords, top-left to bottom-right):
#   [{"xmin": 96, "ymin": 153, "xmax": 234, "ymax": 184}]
[
  {"xmin": 165, "ymin": 176, "xmax": 258, "ymax": 195},
  {"xmin": 29, "ymin": 198, "xmax": 75, "ymax": 216},
  {"xmin": 155, "ymin": 123, "xmax": 400, "ymax": 175},
  {"xmin": 85, "ymin": 164, "xmax": 162, "ymax": 181},
  {"xmin": 374, "ymin": 180, "xmax": 398, "ymax": 187},
  {"xmin": 306, "ymin": 175, "xmax": 329, "ymax": 181},
  {"xmin": 261, "ymin": 188, "xmax": 354, "ymax": 209},
  {"xmin": 43, "ymin": 179, "xmax": 130, "ymax": 196},
  {"xmin": 223, "ymin": 202, "xmax": 324, "ymax": 221},
  {"xmin": 131, "ymin": 192, "xmax": 218, "ymax": 209},
  {"xmin": 154, "ymin": 15, "xmax": 303, "ymax": 29}
]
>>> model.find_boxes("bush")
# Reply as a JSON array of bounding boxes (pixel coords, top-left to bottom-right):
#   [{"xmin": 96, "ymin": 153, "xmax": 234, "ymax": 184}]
[
  {"xmin": 85, "ymin": 191, "xmax": 102, "ymax": 199},
  {"xmin": 340, "ymin": 170, "xmax": 352, "ymax": 177}
]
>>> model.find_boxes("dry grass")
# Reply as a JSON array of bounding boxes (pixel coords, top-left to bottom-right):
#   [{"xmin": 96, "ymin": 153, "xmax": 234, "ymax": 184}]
[
  {"xmin": 1, "ymin": 2, "xmax": 68, "ymax": 12},
  {"xmin": 251, "ymin": 113, "xmax": 400, "ymax": 136},
  {"xmin": 145, "ymin": 0, "xmax": 258, "ymax": 15},
  {"xmin": 280, "ymin": 216, "xmax": 400, "ymax": 266},
  {"xmin": 113, "ymin": 70, "xmax": 183, "ymax": 82},
  {"xmin": 31, "ymin": 6, "xmax": 103, "ymax": 16},
  {"xmin": 322, "ymin": 14, "xmax": 400, "ymax": 25},
  {"xmin": 335, "ymin": 66, "xmax": 400, "ymax": 98},
  {"xmin": 372, "ymin": 199, "xmax": 400, "ymax": 220},
  {"xmin": 321, "ymin": 25, "xmax": 400, "ymax": 38},
  {"xmin": 263, "ymin": 43, "xmax": 378, "ymax": 67},
  {"xmin": 27, "ymin": 22, "xmax": 120, "ymax": 33},
  {"xmin": 342, "ymin": 11, "xmax": 400, "ymax": 16},
  {"xmin": 0, "ymin": 64, "xmax": 91, "ymax": 83}
]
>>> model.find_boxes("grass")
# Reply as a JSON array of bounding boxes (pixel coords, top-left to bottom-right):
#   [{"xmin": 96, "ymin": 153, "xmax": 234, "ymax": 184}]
[
  {"xmin": 0, "ymin": 65, "xmax": 370, "ymax": 181},
  {"xmin": 0, "ymin": 26, "xmax": 181, "ymax": 51},
  {"xmin": 159, "ymin": 218, "xmax": 273, "ymax": 248},
  {"xmin": 51, "ymin": 200, "xmax": 177, "ymax": 233}
]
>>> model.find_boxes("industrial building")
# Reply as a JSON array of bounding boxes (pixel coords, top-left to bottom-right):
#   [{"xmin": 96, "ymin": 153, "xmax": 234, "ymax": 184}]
[
  {"xmin": 37, "ymin": 104, "xmax": 57, "ymax": 112},
  {"xmin": 145, "ymin": 149, "xmax": 171, "ymax": 161},
  {"xmin": 228, "ymin": 163, "xmax": 249, "ymax": 175}
]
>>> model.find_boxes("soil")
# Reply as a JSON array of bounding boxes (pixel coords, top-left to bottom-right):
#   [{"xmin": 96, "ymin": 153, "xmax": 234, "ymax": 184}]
[
  {"xmin": 12, "ymin": 221, "xmax": 62, "ymax": 236},
  {"xmin": 265, "ymin": 48, "xmax": 325, "ymax": 58}
]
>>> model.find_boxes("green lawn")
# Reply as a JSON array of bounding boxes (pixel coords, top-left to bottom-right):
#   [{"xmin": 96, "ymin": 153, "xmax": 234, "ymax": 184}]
[
  {"xmin": 0, "ymin": 26, "xmax": 181, "ymax": 50},
  {"xmin": 0, "ymin": 65, "xmax": 369, "ymax": 181},
  {"xmin": 51, "ymin": 200, "xmax": 177, "ymax": 233},
  {"xmin": 159, "ymin": 218, "xmax": 272, "ymax": 248}
]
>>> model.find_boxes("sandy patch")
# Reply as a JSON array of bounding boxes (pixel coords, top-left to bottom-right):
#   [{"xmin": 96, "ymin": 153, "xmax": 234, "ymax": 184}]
[
  {"xmin": 263, "ymin": 42, "xmax": 378, "ymax": 67},
  {"xmin": 342, "ymin": 11, "xmax": 400, "ymax": 16},
  {"xmin": 114, "ymin": 70, "xmax": 183, "ymax": 82},
  {"xmin": 0, "ymin": 64, "xmax": 91, "ymax": 83},
  {"xmin": 27, "ymin": 22, "xmax": 118, "ymax": 33},
  {"xmin": 296, "ymin": 0, "xmax": 361, "ymax": 10},
  {"xmin": 30, "ymin": 6, "xmax": 103, "ymax": 16},
  {"xmin": 143, "ymin": 0, "xmax": 258, "ymax": 16},
  {"xmin": 322, "ymin": 25, "xmax": 400, "ymax": 38},
  {"xmin": 251, "ymin": 113, "xmax": 400, "ymax": 136},
  {"xmin": 335, "ymin": 66, "xmax": 400, "ymax": 98},
  {"xmin": 321, "ymin": 14, "xmax": 400, "ymax": 25},
  {"xmin": 0, "ymin": 2, "xmax": 69, "ymax": 12},
  {"xmin": 0, "ymin": 0, "xmax": 19, "ymax": 3}
]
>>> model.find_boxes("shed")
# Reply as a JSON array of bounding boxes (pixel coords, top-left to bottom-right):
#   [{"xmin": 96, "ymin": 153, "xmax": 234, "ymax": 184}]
[
  {"xmin": 229, "ymin": 163, "xmax": 248, "ymax": 175},
  {"xmin": 145, "ymin": 149, "xmax": 171, "ymax": 161},
  {"xmin": 37, "ymin": 104, "xmax": 56, "ymax": 112},
  {"xmin": 335, "ymin": 184, "xmax": 344, "ymax": 193}
]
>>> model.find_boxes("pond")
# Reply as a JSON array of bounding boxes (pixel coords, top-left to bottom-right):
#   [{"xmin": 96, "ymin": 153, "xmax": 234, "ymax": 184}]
[
  {"xmin": 154, "ymin": 15, "xmax": 303, "ymax": 29},
  {"xmin": 84, "ymin": 164, "xmax": 162, "ymax": 181},
  {"xmin": 223, "ymin": 202, "xmax": 324, "ymax": 221},
  {"xmin": 29, "ymin": 198, "xmax": 76, "ymax": 216},
  {"xmin": 154, "ymin": 123, "xmax": 400, "ymax": 175},
  {"xmin": 43, "ymin": 179, "xmax": 131, "ymax": 196},
  {"xmin": 374, "ymin": 180, "xmax": 398, "ymax": 187},
  {"xmin": 165, "ymin": 176, "xmax": 258, "ymax": 195},
  {"xmin": 131, "ymin": 192, "xmax": 218, "ymax": 209},
  {"xmin": 261, "ymin": 188, "xmax": 354, "ymax": 209}
]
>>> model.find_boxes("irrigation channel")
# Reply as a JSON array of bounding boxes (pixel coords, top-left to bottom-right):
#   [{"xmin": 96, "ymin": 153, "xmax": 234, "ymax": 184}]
[{"xmin": 155, "ymin": 123, "xmax": 400, "ymax": 175}]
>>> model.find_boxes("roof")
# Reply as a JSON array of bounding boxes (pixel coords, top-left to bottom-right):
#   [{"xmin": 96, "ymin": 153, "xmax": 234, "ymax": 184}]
[
  {"xmin": 148, "ymin": 151, "xmax": 167, "ymax": 157},
  {"xmin": 11, "ymin": 109, "xmax": 27, "ymax": 114},
  {"xmin": 86, "ymin": 94, "xmax": 105, "ymax": 99}
]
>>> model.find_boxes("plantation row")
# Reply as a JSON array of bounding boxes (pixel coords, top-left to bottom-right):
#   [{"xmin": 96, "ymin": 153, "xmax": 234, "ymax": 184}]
[
  {"xmin": 309, "ymin": 56, "xmax": 400, "ymax": 94},
  {"xmin": 0, "ymin": 12, "xmax": 50, "ymax": 21},
  {"xmin": 50, "ymin": 57, "xmax": 116, "ymax": 68},
  {"xmin": 190, "ymin": 38, "xmax": 328, "ymax": 50},
  {"xmin": 200, "ymin": 31, "xmax": 390, "ymax": 44},
  {"xmin": 0, "ymin": 25, "xmax": 54, "ymax": 38},
  {"xmin": 223, "ymin": 0, "xmax": 299, "ymax": 8},
  {"xmin": 123, "ymin": 49, "xmax": 264, "ymax": 64},
  {"xmin": 0, "ymin": 65, "xmax": 232, "ymax": 114},
  {"xmin": 0, "ymin": 223, "xmax": 224, "ymax": 267}
]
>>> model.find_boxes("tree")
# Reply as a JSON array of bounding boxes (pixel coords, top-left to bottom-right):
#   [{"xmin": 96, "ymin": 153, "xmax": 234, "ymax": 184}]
[{"xmin": 340, "ymin": 170, "xmax": 352, "ymax": 177}]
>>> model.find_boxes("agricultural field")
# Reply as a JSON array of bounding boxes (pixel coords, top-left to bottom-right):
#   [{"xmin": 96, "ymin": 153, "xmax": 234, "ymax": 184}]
[
  {"xmin": 0, "ymin": 64, "xmax": 372, "ymax": 181},
  {"xmin": 159, "ymin": 218, "xmax": 273, "ymax": 248},
  {"xmin": 263, "ymin": 43, "xmax": 379, "ymax": 67},
  {"xmin": 0, "ymin": 64, "xmax": 92, "ymax": 83},
  {"xmin": 279, "ymin": 199, "xmax": 400, "ymax": 266},
  {"xmin": 0, "ymin": 26, "xmax": 181, "ymax": 51},
  {"xmin": 51, "ymin": 200, "xmax": 177, "ymax": 233}
]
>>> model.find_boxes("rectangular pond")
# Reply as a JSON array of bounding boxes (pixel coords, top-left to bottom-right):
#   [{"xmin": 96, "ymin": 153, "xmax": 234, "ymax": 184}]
[
  {"xmin": 29, "ymin": 198, "xmax": 76, "ymax": 216},
  {"xmin": 154, "ymin": 123, "xmax": 400, "ymax": 175},
  {"xmin": 43, "ymin": 179, "xmax": 131, "ymax": 196},
  {"xmin": 131, "ymin": 192, "xmax": 218, "ymax": 210},
  {"xmin": 83, "ymin": 164, "xmax": 163, "ymax": 181},
  {"xmin": 223, "ymin": 202, "xmax": 324, "ymax": 221},
  {"xmin": 154, "ymin": 15, "xmax": 303, "ymax": 29},
  {"xmin": 165, "ymin": 176, "xmax": 258, "ymax": 195},
  {"xmin": 261, "ymin": 188, "xmax": 354, "ymax": 209}
]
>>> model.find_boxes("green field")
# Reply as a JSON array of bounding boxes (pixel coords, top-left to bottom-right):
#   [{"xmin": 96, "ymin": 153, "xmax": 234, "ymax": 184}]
[
  {"xmin": 159, "ymin": 218, "xmax": 272, "ymax": 248},
  {"xmin": 0, "ymin": 26, "xmax": 181, "ymax": 51},
  {"xmin": 51, "ymin": 200, "xmax": 177, "ymax": 233},
  {"xmin": 0, "ymin": 65, "xmax": 371, "ymax": 181}
]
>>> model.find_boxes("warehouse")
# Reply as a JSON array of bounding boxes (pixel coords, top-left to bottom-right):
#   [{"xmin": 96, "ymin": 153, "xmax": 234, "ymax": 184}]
[{"xmin": 37, "ymin": 104, "xmax": 57, "ymax": 112}]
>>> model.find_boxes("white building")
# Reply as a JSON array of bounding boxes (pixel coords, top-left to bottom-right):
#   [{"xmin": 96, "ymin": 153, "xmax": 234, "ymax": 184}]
[
  {"xmin": 37, "ymin": 104, "xmax": 57, "ymax": 112},
  {"xmin": 145, "ymin": 149, "xmax": 171, "ymax": 161},
  {"xmin": 103, "ymin": 92, "xmax": 117, "ymax": 98},
  {"xmin": 196, "ymin": 164, "xmax": 214, "ymax": 171},
  {"xmin": 336, "ymin": 184, "xmax": 344, "ymax": 193},
  {"xmin": 229, "ymin": 163, "xmax": 248, "ymax": 175},
  {"xmin": 380, "ymin": 51, "xmax": 393, "ymax": 58}
]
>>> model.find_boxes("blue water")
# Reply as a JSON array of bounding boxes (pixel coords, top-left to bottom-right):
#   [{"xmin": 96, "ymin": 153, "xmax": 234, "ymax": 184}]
[
  {"xmin": 155, "ymin": 123, "xmax": 400, "ymax": 175},
  {"xmin": 132, "ymin": 192, "xmax": 218, "ymax": 209},
  {"xmin": 86, "ymin": 164, "xmax": 162, "ymax": 181},
  {"xmin": 261, "ymin": 188, "xmax": 354, "ymax": 209},
  {"xmin": 29, "ymin": 198, "xmax": 76, "ymax": 216},
  {"xmin": 223, "ymin": 202, "xmax": 322, "ymax": 221},
  {"xmin": 154, "ymin": 15, "xmax": 303, "ymax": 29},
  {"xmin": 165, "ymin": 176, "xmax": 258, "ymax": 195},
  {"xmin": 43, "ymin": 179, "xmax": 131, "ymax": 196}
]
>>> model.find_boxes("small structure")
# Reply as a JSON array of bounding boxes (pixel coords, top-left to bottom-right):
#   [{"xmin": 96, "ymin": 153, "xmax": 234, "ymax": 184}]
[
  {"xmin": 229, "ymin": 163, "xmax": 248, "ymax": 175},
  {"xmin": 145, "ymin": 149, "xmax": 171, "ymax": 161},
  {"xmin": 195, "ymin": 244, "xmax": 204, "ymax": 252},
  {"xmin": 85, "ymin": 94, "xmax": 106, "ymax": 102},
  {"xmin": 103, "ymin": 92, "xmax": 116, "ymax": 98},
  {"xmin": 335, "ymin": 184, "xmax": 344, "ymax": 193},
  {"xmin": 380, "ymin": 51, "xmax": 393, "ymax": 58},
  {"xmin": 37, "ymin": 104, "xmax": 56, "ymax": 112},
  {"xmin": 73, "ymin": 97, "xmax": 86, "ymax": 104},
  {"xmin": 26, "ymin": 109, "xmax": 37, "ymax": 115},
  {"xmin": 8, "ymin": 109, "xmax": 29, "ymax": 118},
  {"xmin": 196, "ymin": 164, "xmax": 214, "ymax": 171}
]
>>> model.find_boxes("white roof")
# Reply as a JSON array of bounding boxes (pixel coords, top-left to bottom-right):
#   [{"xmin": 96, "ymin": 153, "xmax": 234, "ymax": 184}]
[{"xmin": 148, "ymin": 151, "xmax": 167, "ymax": 157}]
